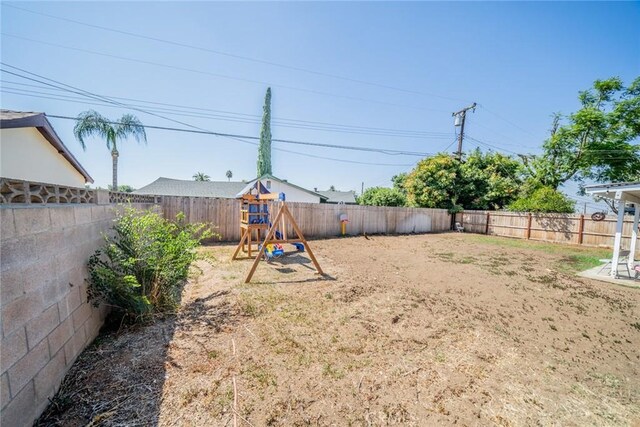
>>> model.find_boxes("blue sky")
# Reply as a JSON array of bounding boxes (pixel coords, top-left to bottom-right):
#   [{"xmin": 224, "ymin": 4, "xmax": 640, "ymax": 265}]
[{"xmin": 1, "ymin": 2, "xmax": 638, "ymax": 209}]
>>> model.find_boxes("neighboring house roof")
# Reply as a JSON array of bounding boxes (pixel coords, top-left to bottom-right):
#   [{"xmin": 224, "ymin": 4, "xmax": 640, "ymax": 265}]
[
  {"xmin": 317, "ymin": 190, "xmax": 358, "ymax": 204},
  {"xmin": 136, "ymin": 175, "xmax": 329, "ymax": 201},
  {"xmin": 235, "ymin": 174, "xmax": 328, "ymax": 201},
  {"xmin": 0, "ymin": 110, "xmax": 94, "ymax": 183},
  {"xmin": 134, "ymin": 177, "xmax": 247, "ymax": 198}
]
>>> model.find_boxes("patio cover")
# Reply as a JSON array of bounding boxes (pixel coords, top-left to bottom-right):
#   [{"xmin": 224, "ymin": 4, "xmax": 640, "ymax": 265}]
[{"xmin": 585, "ymin": 181, "xmax": 640, "ymax": 277}]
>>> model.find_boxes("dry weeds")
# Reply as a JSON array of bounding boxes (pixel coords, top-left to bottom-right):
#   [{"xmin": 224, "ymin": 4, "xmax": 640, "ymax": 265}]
[{"xmin": 37, "ymin": 234, "xmax": 640, "ymax": 426}]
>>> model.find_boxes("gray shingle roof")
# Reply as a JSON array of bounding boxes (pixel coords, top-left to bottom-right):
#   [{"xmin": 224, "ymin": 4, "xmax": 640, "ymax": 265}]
[
  {"xmin": 0, "ymin": 110, "xmax": 42, "ymax": 121},
  {"xmin": 134, "ymin": 177, "xmax": 247, "ymax": 198},
  {"xmin": 317, "ymin": 190, "xmax": 357, "ymax": 204}
]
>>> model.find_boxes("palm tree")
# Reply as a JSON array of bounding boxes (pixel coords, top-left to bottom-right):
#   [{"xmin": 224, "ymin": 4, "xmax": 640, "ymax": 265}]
[
  {"xmin": 74, "ymin": 110, "xmax": 146, "ymax": 189},
  {"xmin": 226, "ymin": 170, "xmax": 233, "ymax": 181},
  {"xmin": 193, "ymin": 172, "xmax": 210, "ymax": 181}
]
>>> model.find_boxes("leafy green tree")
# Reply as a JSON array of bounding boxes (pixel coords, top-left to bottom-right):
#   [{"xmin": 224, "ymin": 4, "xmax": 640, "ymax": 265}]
[
  {"xmin": 193, "ymin": 172, "xmax": 210, "ymax": 181},
  {"xmin": 108, "ymin": 184, "xmax": 135, "ymax": 193},
  {"xmin": 404, "ymin": 150, "xmax": 523, "ymax": 212},
  {"xmin": 329, "ymin": 185, "xmax": 336, "ymax": 191},
  {"xmin": 226, "ymin": 170, "xmax": 233, "ymax": 181},
  {"xmin": 460, "ymin": 149, "xmax": 523, "ymax": 209},
  {"xmin": 391, "ymin": 173, "xmax": 408, "ymax": 194},
  {"xmin": 508, "ymin": 186, "xmax": 575, "ymax": 213},
  {"xmin": 358, "ymin": 187, "xmax": 407, "ymax": 207},
  {"xmin": 74, "ymin": 110, "xmax": 146, "ymax": 189},
  {"xmin": 257, "ymin": 87, "xmax": 273, "ymax": 176},
  {"xmin": 524, "ymin": 77, "xmax": 640, "ymax": 189}
]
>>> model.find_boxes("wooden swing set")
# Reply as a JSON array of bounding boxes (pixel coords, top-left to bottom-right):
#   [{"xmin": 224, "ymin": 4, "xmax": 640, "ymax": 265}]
[{"xmin": 231, "ymin": 182, "xmax": 323, "ymax": 283}]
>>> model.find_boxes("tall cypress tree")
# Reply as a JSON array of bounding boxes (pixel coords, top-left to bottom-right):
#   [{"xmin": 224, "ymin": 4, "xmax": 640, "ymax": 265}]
[{"xmin": 257, "ymin": 87, "xmax": 272, "ymax": 176}]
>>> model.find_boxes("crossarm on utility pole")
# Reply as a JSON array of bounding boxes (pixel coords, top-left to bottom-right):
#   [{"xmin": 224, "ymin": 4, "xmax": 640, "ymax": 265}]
[{"xmin": 452, "ymin": 102, "xmax": 476, "ymax": 161}]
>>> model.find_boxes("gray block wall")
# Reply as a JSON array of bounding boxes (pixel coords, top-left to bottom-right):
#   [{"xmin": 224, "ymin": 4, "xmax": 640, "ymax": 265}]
[{"xmin": 0, "ymin": 204, "xmax": 152, "ymax": 426}]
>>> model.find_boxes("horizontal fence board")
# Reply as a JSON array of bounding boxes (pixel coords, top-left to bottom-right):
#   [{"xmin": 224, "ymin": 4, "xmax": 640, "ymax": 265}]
[{"xmin": 160, "ymin": 197, "xmax": 451, "ymax": 241}]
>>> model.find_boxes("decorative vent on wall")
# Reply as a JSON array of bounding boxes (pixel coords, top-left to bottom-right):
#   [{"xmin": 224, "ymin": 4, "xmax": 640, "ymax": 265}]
[{"xmin": 0, "ymin": 178, "xmax": 95, "ymax": 204}]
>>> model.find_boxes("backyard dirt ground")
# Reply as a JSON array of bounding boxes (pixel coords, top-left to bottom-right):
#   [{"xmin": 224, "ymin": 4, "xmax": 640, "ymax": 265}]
[{"xmin": 38, "ymin": 233, "xmax": 640, "ymax": 426}]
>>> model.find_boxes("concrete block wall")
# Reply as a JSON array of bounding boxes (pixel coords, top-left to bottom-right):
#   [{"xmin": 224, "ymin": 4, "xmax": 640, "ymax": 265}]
[{"xmin": 0, "ymin": 204, "xmax": 153, "ymax": 426}]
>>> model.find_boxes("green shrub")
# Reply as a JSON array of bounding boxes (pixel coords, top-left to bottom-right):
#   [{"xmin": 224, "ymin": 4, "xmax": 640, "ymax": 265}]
[
  {"xmin": 358, "ymin": 187, "xmax": 407, "ymax": 207},
  {"xmin": 508, "ymin": 186, "xmax": 575, "ymax": 213},
  {"xmin": 87, "ymin": 208, "xmax": 213, "ymax": 324}
]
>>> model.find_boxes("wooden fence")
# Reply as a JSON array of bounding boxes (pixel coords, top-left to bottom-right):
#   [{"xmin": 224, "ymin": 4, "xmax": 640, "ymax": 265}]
[
  {"xmin": 159, "ymin": 196, "xmax": 637, "ymax": 252},
  {"xmin": 456, "ymin": 210, "xmax": 638, "ymax": 252},
  {"xmin": 160, "ymin": 196, "xmax": 452, "ymax": 241}
]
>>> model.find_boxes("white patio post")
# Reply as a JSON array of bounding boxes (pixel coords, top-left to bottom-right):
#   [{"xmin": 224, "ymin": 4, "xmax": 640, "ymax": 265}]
[
  {"xmin": 628, "ymin": 203, "xmax": 639, "ymax": 269},
  {"xmin": 611, "ymin": 197, "xmax": 626, "ymax": 278}
]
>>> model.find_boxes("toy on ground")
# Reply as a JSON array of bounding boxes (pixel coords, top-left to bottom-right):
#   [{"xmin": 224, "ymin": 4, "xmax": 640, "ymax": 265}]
[{"xmin": 261, "ymin": 243, "xmax": 285, "ymax": 261}]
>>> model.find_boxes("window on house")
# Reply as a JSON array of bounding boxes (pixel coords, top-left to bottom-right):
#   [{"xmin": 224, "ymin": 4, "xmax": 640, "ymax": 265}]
[{"xmin": 266, "ymin": 180, "xmax": 271, "ymax": 189}]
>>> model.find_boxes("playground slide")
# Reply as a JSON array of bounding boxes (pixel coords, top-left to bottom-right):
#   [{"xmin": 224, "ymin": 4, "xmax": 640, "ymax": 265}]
[{"xmin": 275, "ymin": 230, "xmax": 305, "ymax": 252}]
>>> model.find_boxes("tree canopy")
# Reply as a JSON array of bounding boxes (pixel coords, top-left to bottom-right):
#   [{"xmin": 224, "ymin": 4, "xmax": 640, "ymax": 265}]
[
  {"xmin": 73, "ymin": 110, "xmax": 146, "ymax": 189},
  {"xmin": 358, "ymin": 187, "xmax": 407, "ymax": 207},
  {"xmin": 404, "ymin": 150, "xmax": 523, "ymax": 212},
  {"xmin": 193, "ymin": 172, "xmax": 210, "ymax": 181},
  {"xmin": 524, "ymin": 77, "xmax": 640, "ymax": 189},
  {"xmin": 508, "ymin": 186, "xmax": 575, "ymax": 213},
  {"xmin": 359, "ymin": 77, "xmax": 638, "ymax": 214}
]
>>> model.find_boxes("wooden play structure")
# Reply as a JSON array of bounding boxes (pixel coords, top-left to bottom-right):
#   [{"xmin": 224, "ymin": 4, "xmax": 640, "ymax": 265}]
[{"xmin": 231, "ymin": 182, "xmax": 323, "ymax": 283}]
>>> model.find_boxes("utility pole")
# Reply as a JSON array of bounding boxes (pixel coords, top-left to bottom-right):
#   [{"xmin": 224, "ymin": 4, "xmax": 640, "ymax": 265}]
[
  {"xmin": 452, "ymin": 102, "xmax": 476, "ymax": 161},
  {"xmin": 361, "ymin": 182, "xmax": 364, "ymax": 196}
]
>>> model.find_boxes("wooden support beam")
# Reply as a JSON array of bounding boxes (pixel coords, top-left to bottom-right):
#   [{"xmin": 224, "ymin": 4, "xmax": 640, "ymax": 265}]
[
  {"xmin": 282, "ymin": 204, "xmax": 324, "ymax": 275},
  {"xmin": 232, "ymin": 229, "xmax": 249, "ymax": 260},
  {"xmin": 485, "ymin": 212, "xmax": 490, "ymax": 235},
  {"xmin": 577, "ymin": 214, "xmax": 585, "ymax": 245}
]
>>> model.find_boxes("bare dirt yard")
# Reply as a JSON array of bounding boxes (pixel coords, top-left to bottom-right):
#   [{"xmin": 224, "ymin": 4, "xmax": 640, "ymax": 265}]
[{"xmin": 38, "ymin": 233, "xmax": 639, "ymax": 426}]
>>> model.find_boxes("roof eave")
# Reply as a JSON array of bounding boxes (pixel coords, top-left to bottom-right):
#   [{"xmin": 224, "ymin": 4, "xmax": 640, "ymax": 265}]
[
  {"xmin": 1, "ymin": 112, "xmax": 94, "ymax": 183},
  {"xmin": 585, "ymin": 182, "xmax": 640, "ymax": 204}
]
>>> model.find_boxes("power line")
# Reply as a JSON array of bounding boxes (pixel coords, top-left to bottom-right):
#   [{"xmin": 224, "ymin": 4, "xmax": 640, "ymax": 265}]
[
  {"xmin": 2, "ymin": 33, "xmax": 448, "ymax": 114},
  {"xmin": 4, "ymin": 3, "xmax": 469, "ymax": 104},
  {"xmin": 1, "ymin": 84, "xmax": 454, "ymax": 140},
  {"xmin": 44, "ymin": 113, "xmax": 432, "ymax": 157},
  {"xmin": 4, "ymin": 80, "xmax": 454, "ymax": 137},
  {"xmin": 465, "ymin": 135, "xmax": 522, "ymax": 155},
  {"xmin": 477, "ymin": 104, "xmax": 537, "ymax": 137},
  {"xmin": 1, "ymin": 64, "xmax": 433, "ymax": 158},
  {"xmin": 1, "ymin": 64, "xmax": 209, "ymax": 132}
]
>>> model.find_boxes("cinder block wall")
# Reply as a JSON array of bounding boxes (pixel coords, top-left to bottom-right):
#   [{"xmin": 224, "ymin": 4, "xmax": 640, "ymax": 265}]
[{"xmin": 0, "ymin": 204, "xmax": 153, "ymax": 426}]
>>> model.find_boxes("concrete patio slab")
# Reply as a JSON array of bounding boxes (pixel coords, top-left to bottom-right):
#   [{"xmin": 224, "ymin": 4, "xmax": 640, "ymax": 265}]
[{"xmin": 578, "ymin": 264, "xmax": 639, "ymax": 289}]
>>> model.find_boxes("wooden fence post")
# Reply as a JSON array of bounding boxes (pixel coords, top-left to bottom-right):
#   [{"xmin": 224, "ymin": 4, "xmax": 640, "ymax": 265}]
[
  {"xmin": 485, "ymin": 212, "xmax": 490, "ymax": 235},
  {"xmin": 526, "ymin": 212, "xmax": 532, "ymax": 240},
  {"xmin": 578, "ymin": 214, "xmax": 585, "ymax": 245}
]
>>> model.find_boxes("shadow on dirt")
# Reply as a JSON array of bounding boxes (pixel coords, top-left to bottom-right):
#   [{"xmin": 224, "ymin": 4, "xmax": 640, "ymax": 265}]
[{"xmin": 34, "ymin": 286, "xmax": 235, "ymax": 426}]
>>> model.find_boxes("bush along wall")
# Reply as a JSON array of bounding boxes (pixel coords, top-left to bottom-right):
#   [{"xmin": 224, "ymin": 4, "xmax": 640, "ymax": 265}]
[{"xmin": 87, "ymin": 208, "xmax": 213, "ymax": 325}]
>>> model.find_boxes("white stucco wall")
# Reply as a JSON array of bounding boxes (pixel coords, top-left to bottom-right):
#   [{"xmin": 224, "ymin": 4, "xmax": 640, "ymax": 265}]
[
  {"xmin": 264, "ymin": 179, "xmax": 320, "ymax": 203},
  {"xmin": 0, "ymin": 128, "xmax": 87, "ymax": 187}
]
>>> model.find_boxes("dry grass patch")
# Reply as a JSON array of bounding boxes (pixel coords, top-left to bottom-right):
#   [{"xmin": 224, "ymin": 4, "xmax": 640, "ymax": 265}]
[{"xmin": 37, "ymin": 234, "xmax": 639, "ymax": 426}]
